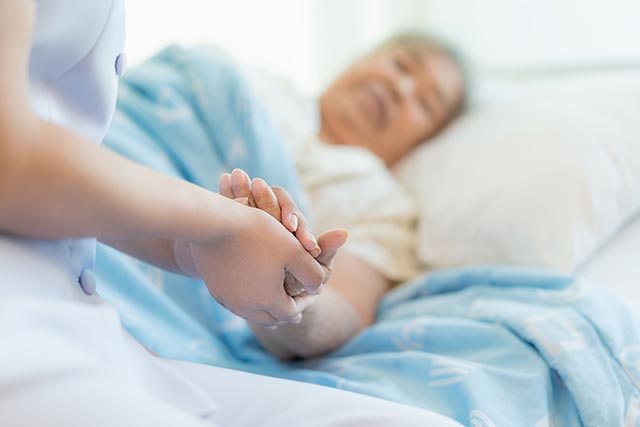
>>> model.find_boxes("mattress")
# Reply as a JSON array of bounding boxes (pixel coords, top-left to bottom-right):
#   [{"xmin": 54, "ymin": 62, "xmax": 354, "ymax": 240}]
[{"xmin": 579, "ymin": 213, "xmax": 640, "ymax": 310}]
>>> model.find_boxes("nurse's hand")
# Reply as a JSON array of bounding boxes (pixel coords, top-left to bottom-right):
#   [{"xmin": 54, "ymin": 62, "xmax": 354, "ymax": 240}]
[
  {"xmin": 189, "ymin": 204, "xmax": 325, "ymax": 327},
  {"xmin": 219, "ymin": 169, "xmax": 322, "ymax": 257},
  {"xmin": 219, "ymin": 169, "xmax": 347, "ymax": 297}
]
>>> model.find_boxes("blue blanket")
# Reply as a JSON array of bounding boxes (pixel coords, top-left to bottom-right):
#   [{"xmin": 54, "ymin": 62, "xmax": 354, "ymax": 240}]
[{"xmin": 97, "ymin": 46, "xmax": 640, "ymax": 427}]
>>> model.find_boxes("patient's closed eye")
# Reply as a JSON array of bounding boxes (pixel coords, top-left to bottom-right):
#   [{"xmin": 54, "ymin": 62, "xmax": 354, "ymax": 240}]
[{"xmin": 392, "ymin": 55, "xmax": 411, "ymax": 74}]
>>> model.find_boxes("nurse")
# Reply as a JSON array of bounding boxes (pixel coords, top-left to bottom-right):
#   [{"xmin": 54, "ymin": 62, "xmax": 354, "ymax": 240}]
[{"xmin": 0, "ymin": 1, "xmax": 463, "ymax": 426}]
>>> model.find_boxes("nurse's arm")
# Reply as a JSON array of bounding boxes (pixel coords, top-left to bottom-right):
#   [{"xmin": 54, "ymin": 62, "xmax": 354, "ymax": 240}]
[
  {"xmin": 0, "ymin": 2, "xmax": 302, "ymax": 281},
  {"xmin": 0, "ymin": 0, "xmax": 331, "ymax": 328},
  {"xmin": 0, "ymin": 0, "xmax": 242, "ymax": 243},
  {"xmin": 97, "ymin": 170, "xmax": 330, "ymax": 277},
  {"xmin": 98, "ymin": 237, "xmax": 188, "ymax": 276}
]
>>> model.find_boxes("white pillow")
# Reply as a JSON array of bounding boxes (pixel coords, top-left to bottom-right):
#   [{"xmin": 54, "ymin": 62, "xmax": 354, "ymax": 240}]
[{"xmin": 393, "ymin": 84, "xmax": 640, "ymax": 273}]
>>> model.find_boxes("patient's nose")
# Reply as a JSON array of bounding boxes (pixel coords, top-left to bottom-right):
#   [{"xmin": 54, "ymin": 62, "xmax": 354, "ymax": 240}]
[{"xmin": 395, "ymin": 76, "xmax": 416, "ymax": 100}]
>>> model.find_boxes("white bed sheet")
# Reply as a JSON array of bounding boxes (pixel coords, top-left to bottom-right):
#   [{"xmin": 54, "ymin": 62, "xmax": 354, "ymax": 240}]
[{"xmin": 579, "ymin": 213, "xmax": 640, "ymax": 310}]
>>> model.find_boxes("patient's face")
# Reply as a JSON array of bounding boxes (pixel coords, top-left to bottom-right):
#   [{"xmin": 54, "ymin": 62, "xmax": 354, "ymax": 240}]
[{"xmin": 318, "ymin": 43, "xmax": 463, "ymax": 165}]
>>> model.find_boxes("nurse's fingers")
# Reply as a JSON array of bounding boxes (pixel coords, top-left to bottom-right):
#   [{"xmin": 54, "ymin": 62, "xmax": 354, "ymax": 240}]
[
  {"xmin": 247, "ymin": 310, "xmax": 286, "ymax": 328},
  {"xmin": 230, "ymin": 169, "xmax": 256, "ymax": 207},
  {"xmin": 283, "ymin": 231, "xmax": 347, "ymax": 296},
  {"xmin": 292, "ymin": 294, "xmax": 316, "ymax": 314},
  {"xmin": 251, "ymin": 178, "xmax": 281, "ymax": 222},
  {"xmin": 218, "ymin": 174, "xmax": 250, "ymax": 207},
  {"xmin": 216, "ymin": 296, "xmax": 284, "ymax": 327},
  {"xmin": 267, "ymin": 294, "xmax": 314, "ymax": 324},
  {"xmin": 284, "ymin": 251, "xmax": 326, "ymax": 296},
  {"xmin": 271, "ymin": 186, "xmax": 301, "ymax": 233},
  {"xmin": 218, "ymin": 173, "xmax": 234, "ymax": 199},
  {"xmin": 272, "ymin": 187, "xmax": 320, "ymax": 257},
  {"xmin": 233, "ymin": 197, "xmax": 251, "ymax": 207}
]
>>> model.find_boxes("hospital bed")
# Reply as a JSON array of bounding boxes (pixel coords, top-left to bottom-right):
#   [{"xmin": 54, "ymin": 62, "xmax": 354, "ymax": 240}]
[{"xmin": 98, "ymin": 45, "xmax": 640, "ymax": 426}]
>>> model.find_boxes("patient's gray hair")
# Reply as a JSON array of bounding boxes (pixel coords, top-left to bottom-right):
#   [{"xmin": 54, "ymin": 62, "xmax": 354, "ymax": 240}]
[{"xmin": 376, "ymin": 31, "xmax": 470, "ymax": 110}]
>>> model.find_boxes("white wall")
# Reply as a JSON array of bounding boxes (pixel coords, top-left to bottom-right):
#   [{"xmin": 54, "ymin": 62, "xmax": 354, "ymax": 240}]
[
  {"xmin": 310, "ymin": 0, "xmax": 430, "ymax": 91},
  {"xmin": 421, "ymin": 0, "xmax": 640, "ymax": 73},
  {"xmin": 125, "ymin": 0, "xmax": 318, "ymax": 91},
  {"xmin": 124, "ymin": 0, "xmax": 435, "ymax": 94},
  {"xmin": 125, "ymin": 0, "xmax": 640, "ymax": 94}
]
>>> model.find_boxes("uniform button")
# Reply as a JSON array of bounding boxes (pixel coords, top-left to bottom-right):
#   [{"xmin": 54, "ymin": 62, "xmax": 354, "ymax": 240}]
[
  {"xmin": 79, "ymin": 269, "xmax": 97, "ymax": 295},
  {"xmin": 115, "ymin": 52, "xmax": 128, "ymax": 77}
]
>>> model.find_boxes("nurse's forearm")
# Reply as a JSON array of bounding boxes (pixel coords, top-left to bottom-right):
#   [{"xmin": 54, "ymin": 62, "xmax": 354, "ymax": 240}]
[
  {"xmin": 98, "ymin": 237, "xmax": 183, "ymax": 275},
  {"xmin": 0, "ymin": 117, "xmax": 245, "ymax": 242},
  {"xmin": 0, "ymin": 3, "xmax": 240, "ymax": 246}
]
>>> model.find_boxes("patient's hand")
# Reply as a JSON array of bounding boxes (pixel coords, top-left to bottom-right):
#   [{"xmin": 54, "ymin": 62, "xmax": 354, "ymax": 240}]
[{"xmin": 219, "ymin": 169, "xmax": 347, "ymax": 297}]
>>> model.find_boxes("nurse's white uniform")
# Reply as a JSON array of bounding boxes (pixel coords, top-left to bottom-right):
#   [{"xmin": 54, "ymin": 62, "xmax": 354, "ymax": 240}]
[{"xmin": 0, "ymin": 1, "xmax": 462, "ymax": 426}]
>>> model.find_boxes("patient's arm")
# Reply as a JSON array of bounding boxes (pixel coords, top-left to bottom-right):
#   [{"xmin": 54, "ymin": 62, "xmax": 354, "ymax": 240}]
[{"xmin": 250, "ymin": 250, "xmax": 391, "ymax": 359}]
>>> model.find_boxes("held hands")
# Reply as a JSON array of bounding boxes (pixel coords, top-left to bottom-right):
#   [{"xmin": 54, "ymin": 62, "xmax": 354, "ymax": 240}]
[
  {"xmin": 173, "ymin": 169, "xmax": 346, "ymax": 328},
  {"xmin": 219, "ymin": 169, "xmax": 347, "ymax": 299},
  {"xmin": 185, "ymin": 201, "xmax": 323, "ymax": 327}
]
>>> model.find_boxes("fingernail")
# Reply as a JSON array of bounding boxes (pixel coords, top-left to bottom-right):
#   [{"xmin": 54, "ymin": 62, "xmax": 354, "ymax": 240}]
[
  {"xmin": 307, "ymin": 232, "xmax": 321, "ymax": 256},
  {"xmin": 290, "ymin": 213, "xmax": 298, "ymax": 232},
  {"xmin": 292, "ymin": 313, "xmax": 303, "ymax": 324}
]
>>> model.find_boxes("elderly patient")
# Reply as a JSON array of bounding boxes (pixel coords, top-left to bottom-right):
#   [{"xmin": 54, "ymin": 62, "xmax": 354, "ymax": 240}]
[{"xmin": 226, "ymin": 33, "xmax": 465, "ymax": 359}]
